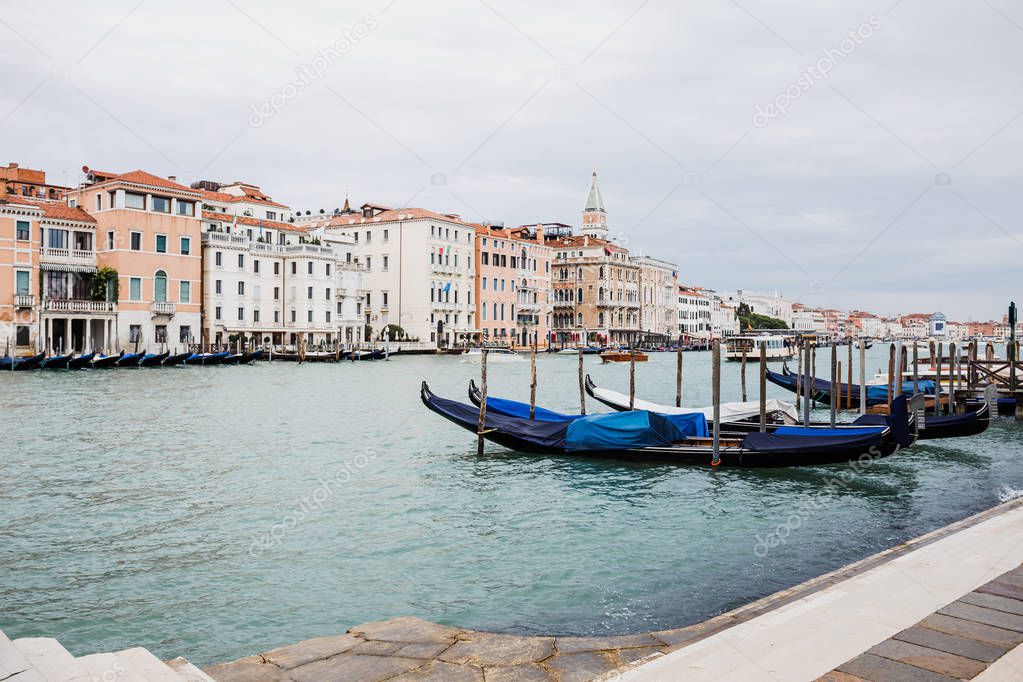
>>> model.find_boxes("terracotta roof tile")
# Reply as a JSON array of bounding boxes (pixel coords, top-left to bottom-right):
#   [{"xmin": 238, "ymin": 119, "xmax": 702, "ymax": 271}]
[
  {"xmin": 200, "ymin": 188, "xmax": 289, "ymax": 209},
  {"xmin": 17, "ymin": 198, "xmax": 97, "ymax": 224}
]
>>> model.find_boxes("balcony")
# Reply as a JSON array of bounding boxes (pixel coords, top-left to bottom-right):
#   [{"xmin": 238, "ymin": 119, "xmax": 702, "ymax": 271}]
[
  {"xmin": 40, "ymin": 247, "xmax": 97, "ymax": 271},
  {"xmin": 518, "ymin": 302, "xmax": 541, "ymax": 313},
  {"xmin": 553, "ymin": 300, "xmax": 574, "ymax": 308},
  {"xmin": 151, "ymin": 301, "xmax": 176, "ymax": 316},
  {"xmin": 202, "ymin": 231, "xmax": 248, "ymax": 246},
  {"xmin": 15, "ymin": 294, "xmax": 34, "ymax": 308},
  {"xmin": 43, "ymin": 299, "xmax": 116, "ymax": 314}
]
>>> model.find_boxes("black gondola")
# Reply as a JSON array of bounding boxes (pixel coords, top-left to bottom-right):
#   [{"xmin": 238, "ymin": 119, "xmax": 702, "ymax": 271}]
[
  {"xmin": 68, "ymin": 352, "xmax": 96, "ymax": 369},
  {"xmin": 237, "ymin": 350, "xmax": 264, "ymax": 364},
  {"xmin": 766, "ymin": 365, "xmax": 936, "ymax": 407},
  {"xmin": 116, "ymin": 352, "xmax": 145, "ymax": 367},
  {"xmin": 221, "ymin": 353, "xmax": 245, "ymax": 365},
  {"xmin": 139, "ymin": 351, "xmax": 170, "ymax": 367},
  {"xmin": 582, "ymin": 376, "xmax": 990, "ymax": 441},
  {"xmin": 163, "ymin": 352, "xmax": 191, "ymax": 366},
  {"xmin": 0, "ymin": 352, "xmax": 46, "ymax": 371},
  {"xmin": 423, "ymin": 382, "xmax": 914, "ymax": 468},
  {"xmin": 40, "ymin": 353, "xmax": 74, "ymax": 370},
  {"xmin": 92, "ymin": 352, "xmax": 122, "ymax": 368}
]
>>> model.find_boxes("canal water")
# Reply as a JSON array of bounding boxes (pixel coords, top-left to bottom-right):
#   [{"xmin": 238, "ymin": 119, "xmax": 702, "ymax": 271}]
[{"xmin": 2, "ymin": 347, "xmax": 1021, "ymax": 665}]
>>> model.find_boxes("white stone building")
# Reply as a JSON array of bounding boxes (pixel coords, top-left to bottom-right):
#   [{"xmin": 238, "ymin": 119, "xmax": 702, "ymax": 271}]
[
  {"xmin": 722, "ymin": 289, "xmax": 795, "ymax": 326},
  {"xmin": 678, "ymin": 285, "xmax": 711, "ymax": 339},
  {"xmin": 633, "ymin": 254, "xmax": 679, "ymax": 341}
]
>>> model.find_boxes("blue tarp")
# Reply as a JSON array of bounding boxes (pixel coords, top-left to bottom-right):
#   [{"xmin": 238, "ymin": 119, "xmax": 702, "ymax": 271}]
[
  {"xmin": 773, "ymin": 426, "xmax": 884, "ymax": 437},
  {"xmin": 484, "ymin": 395, "xmax": 583, "ymax": 422},
  {"xmin": 564, "ymin": 411, "xmax": 707, "ymax": 452},
  {"xmin": 741, "ymin": 429, "xmax": 884, "ymax": 453}
]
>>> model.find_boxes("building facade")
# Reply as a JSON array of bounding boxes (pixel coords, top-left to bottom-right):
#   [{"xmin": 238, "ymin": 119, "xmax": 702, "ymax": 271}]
[
  {"xmin": 66, "ymin": 168, "xmax": 202, "ymax": 351},
  {"xmin": 634, "ymin": 255, "xmax": 678, "ymax": 341},
  {"xmin": 678, "ymin": 284, "xmax": 711, "ymax": 339},
  {"xmin": 475, "ymin": 224, "xmax": 551, "ymax": 348}
]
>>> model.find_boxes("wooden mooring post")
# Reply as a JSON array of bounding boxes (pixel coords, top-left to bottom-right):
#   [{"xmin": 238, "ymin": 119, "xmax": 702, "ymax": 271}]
[
  {"xmin": 948, "ymin": 342, "xmax": 957, "ymax": 415},
  {"xmin": 740, "ymin": 347, "xmax": 748, "ymax": 402},
  {"xmin": 675, "ymin": 344, "xmax": 683, "ymax": 407},
  {"xmin": 859, "ymin": 339, "xmax": 866, "ymax": 415},
  {"xmin": 847, "ymin": 338, "xmax": 853, "ymax": 410},
  {"xmin": 759, "ymin": 341, "xmax": 767, "ymax": 432},
  {"xmin": 477, "ymin": 348, "xmax": 489, "ymax": 456},
  {"xmin": 830, "ymin": 344, "xmax": 838, "ymax": 427},
  {"xmin": 529, "ymin": 337, "xmax": 537, "ymax": 420},
  {"xmin": 712, "ymin": 339, "xmax": 721, "ymax": 466},
  {"xmin": 803, "ymin": 342, "xmax": 812, "ymax": 426},
  {"xmin": 795, "ymin": 339, "xmax": 803, "ymax": 421},
  {"xmin": 935, "ymin": 342, "xmax": 943, "ymax": 416},
  {"xmin": 887, "ymin": 343, "xmax": 895, "ymax": 413},
  {"xmin": 577, "ymin": 346, "xmax": 585, "ymax": 415},
  {"xmin": 629, "ymin": 345, "xmax": 636, "ymax": 410}
]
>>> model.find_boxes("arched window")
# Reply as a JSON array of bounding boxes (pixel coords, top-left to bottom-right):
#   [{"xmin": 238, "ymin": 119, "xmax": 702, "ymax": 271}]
[
  {"xmin": 154, "ymin": 270, "xmax": 168, "ymax": 302},
  {"xmin": 577, "ymin": 287, "xmax": 582, "ymax": 303},
  {"xmin": 598, "ymin": 312, "xmax": 604, "ymax": 326}
]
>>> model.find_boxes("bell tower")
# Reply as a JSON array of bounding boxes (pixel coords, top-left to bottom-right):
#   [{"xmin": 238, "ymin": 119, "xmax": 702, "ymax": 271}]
[{"xmin": 580, "ymin": 168, "xmax": 608, "ymax": 239}]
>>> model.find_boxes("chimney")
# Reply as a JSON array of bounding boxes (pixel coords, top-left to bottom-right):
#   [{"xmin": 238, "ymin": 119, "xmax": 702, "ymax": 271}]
[
  {"xmin": 584, "ymin": 235, "xmax": 589, "ymax": 247},
  {"xmin": 167, "ymin": 175, "xmax": 177, "ymax": 182},
  {"xmin": 535, "ymin": 222, "xmax": 544, "ymax": 244}
]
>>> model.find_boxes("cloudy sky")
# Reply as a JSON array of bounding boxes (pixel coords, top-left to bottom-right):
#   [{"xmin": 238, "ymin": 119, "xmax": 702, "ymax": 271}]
[{"xmin": 2, "ymin": 1, "xmax": 1020, "ymax": 320}]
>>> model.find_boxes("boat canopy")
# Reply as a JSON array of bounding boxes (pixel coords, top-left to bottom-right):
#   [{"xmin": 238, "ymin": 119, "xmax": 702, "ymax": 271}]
[
  {"xmin": 563, "ymin": 411, "xmax": 707, "ymax": 452},
  {"xmin": 587, "ymin": 383, "xmax": 799, "ymax": 424},
  {"xmin": 482, "ymin": 395, "xmax": 583, "ymax": 422}
]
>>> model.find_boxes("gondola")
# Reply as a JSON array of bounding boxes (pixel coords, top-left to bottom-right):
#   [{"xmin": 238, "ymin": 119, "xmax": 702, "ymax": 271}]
[
  {"xmin": 163, "ymin": 352, "xmax": 191, "ymax": 366},
  {"xmin": 237, "ymin": 350, "xmax": 264, "ymax": 364},
  {"xmin": 765, "ymin": 365, "xmax": 935, "ymax": 407},
  {"xmin": 584, "ymin": 376, "xmax": 989, "ymax": 441},
  {"xmin": 139, "ymin": 351, "xmax": 170, "ymax": 367},
  {"xmin": 116, "ymin": 352, "xmax": 145, "ymax": 367},
  {"xmin": 186, "ymin": 351, "xmax": 231, "ymax": 366},
  {"xmin": 40, "ymin": 353, "xmax": 74, "ymax": 370},
  {"xmin": 92, "ymin": 352, "xmax": 122, "ymax": 368},
  {"xmin": 0, "ymin": 352, "xmax": 46, "ymax": 371},
  {"xmin": 67, "ymin": 352, "xmax": 96, "ymax": 370},
  {"xmin": 221, "ymin": 353, "xmax": 245, "ymax": 365},
  {"xmin": 423, "ymin": 382, "xmax": 914, "ymax": 467}
]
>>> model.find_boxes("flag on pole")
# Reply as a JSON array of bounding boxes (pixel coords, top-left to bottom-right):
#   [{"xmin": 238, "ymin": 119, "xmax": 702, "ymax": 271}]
[{"xmin": 443, "ymin": 282, "xmax": 451, "ymax": 293}]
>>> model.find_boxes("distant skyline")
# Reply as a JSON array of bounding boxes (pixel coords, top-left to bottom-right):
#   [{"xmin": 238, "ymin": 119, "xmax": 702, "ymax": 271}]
[{"xmin": 1, "ymin": 0, "xmax": 1019, "ymax": 319}]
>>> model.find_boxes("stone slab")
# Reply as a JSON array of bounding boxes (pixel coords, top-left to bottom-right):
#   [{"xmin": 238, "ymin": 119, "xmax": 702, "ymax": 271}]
[
  {"xmin": 978, "ymin": 581, "xmax": 1023, "ymax": 602},
  {"xmin": 439, "ymin": 633, "xmax": 554, "ymax": 666},
  {"xmin": 962, "ymin": 591, "xmax": 1023, "ymax": 616},
  {"xmin": 939, "ymin": 602, "xmax": 1023, "ymax": 633},
  {"xmin": 481, "ymin": 664, "xmax": 553, "ymax": 682},
  {"xmin": 391, "ymin": 660, "xmax": 484, "ymax": 681},
  {"xmin": 12, "ymin": 637, "xmax": 88, "ymax": 682},
  {"xmin": 615, "ymin": 646, "xmax": 663, "ymax": 666},
  {"xmin": 868, "ymin": 639, "xmax": 987, "ymax": 678},
  {"xmin": 263, "ymin": 633, "xmax": 362, "ymax": 669},
  {"xmin": 545, "ymin": 651, "xmax": 615, "ymax": 682},
  {"xmin": 0, "ymin": 631, "xmax": 32, "ymax": 679},
  {"xmin": 164, "ymin": 656, "xmax": 218, "ymax": 681},
  {"xmin": 349, "ymin": 617, "xmax": 462, "ymax": 644},
  {"xmin": 919, "ymin": 614, "xmax": 1023, "ymax": 649},
  {"xmin": 894, "ymin": 625, "xmax": 1008, "ymax": 662},
  {"xmin": 288, "ymin": 653, "xmax": 424, "ymax": 682},
  {"xmin": 203, "ymin": 655, "xmax": 291, "ymax": 681},
  {"xmin": 813, "ymin": 672, "xmax": 868, "ymax": 682},
  {"xmin": 393, "ymin": 641, "xmax": 453, "ymax": 659},
  {"xmin": 555, "ymin": 634, "xmax": 663, "ymax": 654},
  {"xmin": 837, "ymin": 653, "xmax": 958, "ymax": 682}
]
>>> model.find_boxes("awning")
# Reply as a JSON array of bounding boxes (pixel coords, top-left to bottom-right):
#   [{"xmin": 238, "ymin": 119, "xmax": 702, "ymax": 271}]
[{"xmin": 40, "ymin": 263, "xmax": 97, "ymax": 274}]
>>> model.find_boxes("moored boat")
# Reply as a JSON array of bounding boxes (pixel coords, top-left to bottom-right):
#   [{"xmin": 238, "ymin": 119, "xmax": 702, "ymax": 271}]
[
  {"xmin": 600, "ymin": 350, "xmax": 647, "ymax": 363},
  {"xmin": 238, "ymin": 350, "xmax": 264, "ymax": 364},
  {"xmin": 422, "ymin": 382, "xmax": 913, "ymax": 467},
  {"xmin": 139, "ymin": 351, "xmax": 170, "ymax": 367},
  {"xmin": 116, "ymin": 352, "xmax": 145, "ymax": 367},
  {"xmin": 221, "ymin": 353, "xmax": 245, "ymax": 365},
  {"xmin": 40, "ymin": 353, "xmax": 74, "ymax": 370},
  {"xmin": 725, "ymin": 334, "xmax": 796, "ymax": 362},
  {"xmin": 92, "ymin": 353, "xmax": 122, "ymax": 368},
  {"xmin": 163, "ymin": 352, "xmax": 191, "ymax": 366},
  {"xmin": 67, "ymin": 352, "xmax": 97, "ymax": 370},
  {"xmin": 0, "ymin": 352, "xmax": 46, "ymax": 371},
  {"xmin": 766, "ymin": 365, "xmax": 936, "ymax": 408}
]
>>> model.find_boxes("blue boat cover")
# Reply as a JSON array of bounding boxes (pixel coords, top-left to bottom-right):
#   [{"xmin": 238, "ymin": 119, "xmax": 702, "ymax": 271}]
[
  {"xmin": 741, "ymin": 429, "xmax": 884, "ymax": 453},
  {"xmin": 484, "ymin": 395, "xmax": 583, "ymax": 422},
  {"xmin": 564, "ymin": 411, "xmax": 707, "ymax": 452},
  {"xmin": 773, "ymin": 426, "xmax": 884, "ymax": 437}
]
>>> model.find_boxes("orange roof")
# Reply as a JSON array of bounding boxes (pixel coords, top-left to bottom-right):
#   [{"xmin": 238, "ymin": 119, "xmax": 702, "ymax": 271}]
[
  {"xmin": 201, "ymin": 188, "xmax": 289, "ymax": 209},
  {"xmin": 88, "ymin": 169, "xmax": 198, "ymax": 194},
  {"xmin": 16, "ymin": 198, "xmax": 96, "ymax": 224},
  {"xmin": 202, "ymin": 210, "xmax": 309, "ymax": 233}
]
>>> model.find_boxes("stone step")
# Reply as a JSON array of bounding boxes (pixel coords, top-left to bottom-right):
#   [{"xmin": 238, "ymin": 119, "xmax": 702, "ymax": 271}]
[
  {"xmin": 12, "ymin": 637, "xmax": 90, "ymax": 681},
  {"xmin": 113, "ymin": 647, "xmax": 190, "ymax": 681},
  {"xmin": 164, "ymin": 656, "xmax": 216, "ymax": 681},
  {"xmin": 0, "ymin": 630, "xmax": 34, "ymax": 679},
  {"xmin": 77, "ymin": 652, "xmax": 129, "ymax": 681}
]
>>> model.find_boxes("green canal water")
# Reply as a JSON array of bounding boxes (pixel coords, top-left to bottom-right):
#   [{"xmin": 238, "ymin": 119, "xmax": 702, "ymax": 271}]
[{"xmin": 2, "ymin": 348, "xmax": 1022, "ymax": 665}]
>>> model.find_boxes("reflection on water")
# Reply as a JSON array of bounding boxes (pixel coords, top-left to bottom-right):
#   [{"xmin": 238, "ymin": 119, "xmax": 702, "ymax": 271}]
[{"xmin": 1, "ymin": 347, "xmax": 1021, "ymax": 664}]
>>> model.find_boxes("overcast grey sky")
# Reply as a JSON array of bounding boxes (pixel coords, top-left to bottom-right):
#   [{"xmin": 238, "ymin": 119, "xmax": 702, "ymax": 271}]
[{"xmin": 2, "ymin": 1, "xmax": 1020, "ymax": 320}]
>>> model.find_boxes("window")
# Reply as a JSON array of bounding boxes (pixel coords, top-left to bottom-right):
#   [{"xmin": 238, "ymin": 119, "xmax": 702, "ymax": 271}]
[
  {"xmin": 16, "ymin": 325, "xmax": 29, "ymax": 345},
  {"xmin": 125, "ymin": 192, "xmax": 145, "ymax": 210},
  {"xmin": 326, "ymin": 288, "xmax": 331, "ymax": 300},
  {"xmin": 254, "ymin": 309, "xmax": 260, "ymax": 323},
  {"xmin": 481, "ymin": 252, "xmax": 488, "ymax": 265},
  {"xmin": 129, "ymin": 325, "xmax": 142, "ymax": 343},
  {"xmin": 382, "ymin": 255, "xmax": 389, "ymax": 271},
  {"xmin": 176, "ymin": 201, "xmax": 195, "ymax": 216},
  {"xmin": 238, "ymin": 307, "xmax": 245, "ymax": 320},
  {"xmin": 307, "ymin": 261, "xmax": 313, "ymax": 274},
  {"xmin": 238, "ymin": 254, "xmax": 244, "ymax": 268},
  {"xmin": 130, "ymin": 232, "xmax": 142, "ymax": 251},
  {"xmin": 482, "ymin": 277, "xmax": 487, "ymax": 290},
  {"xmin": 95, "ymin": 194, "xmax": 102, "ymax": 211},
  {"xmin": 215, "ymin": 280, "xmax": 222, "ymax": 295},
  {"xmin": 383, "ymin": 229, "xmax": 389, "ymax": 241},
  {"xmin": 365, "ymin": 231, "xmax": 371, "ymax": 243},
  {"xmin": 307, "ymin": 286, "xmax": 313, "ymax": 299},
  {"xmin": 156, "ymin": 234, "xmax": 167, "ymax": 253},
  {"xmin": 273, "ymin": 286, "xmax": 280, "ymax": 300},
  {"xmin": 266, "ymin": 211, "xmax": 277, "ymax": 220},
  {"xmin": 180, "ymin": 237, "xmax": 191, "ymax": 255},
  {"xmin": 291, "ymin": 310, "xmax": 297, "ymax": 323},
  {"xmin": 180, "ymin": 281, "xmax": 191, "ymax": 303},
  {"xmin": 274, "ymin": 310, "xmax": 280, "ymax": 323},
  {"xmin": 47, "ymin": 229, "xmax": 68, "ymax": 249},
  {"xmin": 215, "ymin": 306, "xmax": 222, "ymax": 320},
  {"xmin": 254, "ymin": 260, "xmax": 260, "ymax": 274},
  {"xmin": 215, "ymin": 251, "xmax": 222, "ymax": 267},
  {"xmin": 152, "ymin": 196, "xmax": 170, "ymax": 213},
  {"xmin": 179, "ymin": 326, "xmax": 192, "ymax": 343},
  {"xmin": 129, "ymin": 277, "xmax": 142, "ymax": 301},
  {"xmin": 307, "ymin": 310, "xmax": 313, "ymax": 322},
  {"xmin": 155, "ymin": 325, "xmax": 167, "ymax": 343},
  {"xmin": 107, "ymin": 231, "xmax": 115, "ymax": 250},
  {"xmin": 291, "ymin": 262, "xmax": 297, "ymax": 275},
  {"xmin": 15, "ymin": 270, "xmax": 30, "ymax": 295},
  {"xmin": 325, "ymin": 263, "xmax": 331, "ymax": 276},
  {"xmin": 238, "ymin": 281, "xmax": 245, "ymax": 295},
  {"xmin": 382, "ymin": 292, "xmax": 388, "ymax": 306},
  {"xmin": 326, "ymin": 311, "xmax": 331, "ymax": 323},
  {"xmin": 154, "ymin": 271, "xmax": 168, "ymax": 302},
  {"xmin": 365, "ymin": 256, "xmax": 371, "ymax": 271},
  {"xmin": 274, "ymin": 262, "xmax": 280, "ymax": 275}
]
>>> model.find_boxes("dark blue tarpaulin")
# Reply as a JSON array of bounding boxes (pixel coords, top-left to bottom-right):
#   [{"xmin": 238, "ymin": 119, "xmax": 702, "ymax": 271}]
[{"xmin": 564, "ymin": 411, "xmax": 707, "ymax": 452}]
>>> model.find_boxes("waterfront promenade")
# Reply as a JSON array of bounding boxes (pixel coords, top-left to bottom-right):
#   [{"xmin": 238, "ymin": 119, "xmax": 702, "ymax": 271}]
[{"xmin": 194, "ymin": 496, "xmax": 1023, "ymax": 681}]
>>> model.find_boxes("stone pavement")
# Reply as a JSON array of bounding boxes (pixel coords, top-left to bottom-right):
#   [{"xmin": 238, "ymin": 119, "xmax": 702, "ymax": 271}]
[{"xmin": 205, "ymin": 497, "xmax": 1023, "ymax": 682}]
